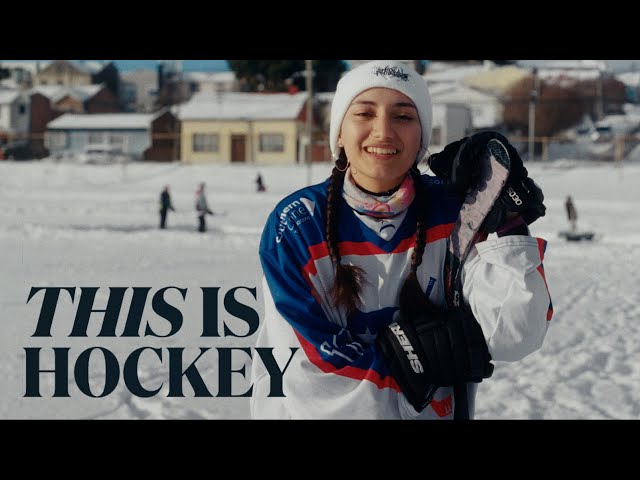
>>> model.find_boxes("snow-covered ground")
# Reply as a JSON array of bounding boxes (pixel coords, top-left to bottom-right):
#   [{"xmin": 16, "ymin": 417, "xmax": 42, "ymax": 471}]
[{"xmin": 1, "ymin": 158, "xmax": 639, "ymax": 419}]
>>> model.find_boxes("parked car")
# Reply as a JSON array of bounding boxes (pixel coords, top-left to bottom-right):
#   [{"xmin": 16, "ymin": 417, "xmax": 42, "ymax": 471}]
[
  {"xmin": 0, "ymin": 141, "xmax": 34, "ymax": 160},
  {"xmin": 78, "ymin": 144, "xmax": 132, "ymax": 164}
]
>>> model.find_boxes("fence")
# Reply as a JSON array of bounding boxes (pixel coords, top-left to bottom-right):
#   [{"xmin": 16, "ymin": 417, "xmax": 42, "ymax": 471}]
[
  {"xmin": 3, "ymin": 132, "xmax": 640, "ymax": 165},
  {"xmin": 508, "ymin": 135, "xmax": 640, "ymax": 165}
]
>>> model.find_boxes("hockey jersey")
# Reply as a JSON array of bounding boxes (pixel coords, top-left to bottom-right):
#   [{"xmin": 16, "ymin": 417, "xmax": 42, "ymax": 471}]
[{"xmin": 251, "ymin": 174, "xmax": 552, "ymax": 419}]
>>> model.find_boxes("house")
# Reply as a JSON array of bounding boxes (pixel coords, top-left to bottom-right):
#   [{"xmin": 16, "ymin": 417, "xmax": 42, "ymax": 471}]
[
  {"xmin": 29, "ymin": 84, "xmax": 122, "ymax": 157},
  {"xmin": 430, "ymin": 103, "xmax": 473, "ymax": 150},
  {"xmin": 616, "ymin": 72, "xmax": 640, "ymax": 104},
  {"xmin": 429, "ymin": 83, "xmax": 503, "ymax": 130},
  {"xmin": 120, "ymin": 69, "xmax": 158, "ymax": 112},
  {"xmin": 34, "ymin": 60, "xmax": 93, "ymax": 87},
  {"xmin": 0, "ymin": 89, "xmax": 30, "ymax": 143},
  {"xmin": 182, "ymin": 71, "xmax": 238, "ymax": 94},
  {"xmin": 143, "ymin": 109, "xmax": 180, "ymax": 161},
  {"xmin": 0, "ymin": 61, "xmax": 41, "ymax": 89},
  {"xmin": 178, "ymin": 91, "xmax": 309, "ymax": 164},
  {"xmin": 45, "ymin": 111, "xmax": 177, "ymax": 161},
  {"xmin": 424, "ymin": 61, "xmax": 489, "ymax": 88},
  {"xmin": 462, "ymin": 65, "xmax": 530, "ymax": 96}
]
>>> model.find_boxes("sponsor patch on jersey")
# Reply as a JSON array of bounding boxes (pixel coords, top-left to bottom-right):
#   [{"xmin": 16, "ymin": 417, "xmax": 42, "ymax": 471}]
[{"xmin": 275, "ymin": 196, "xmax": 316, "ymax": 243}]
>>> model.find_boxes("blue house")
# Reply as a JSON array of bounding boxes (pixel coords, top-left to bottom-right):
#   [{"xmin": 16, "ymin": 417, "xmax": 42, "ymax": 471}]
[{"xmin": 45, "ymin": 111, "xmax": 170, "ymax": 160}]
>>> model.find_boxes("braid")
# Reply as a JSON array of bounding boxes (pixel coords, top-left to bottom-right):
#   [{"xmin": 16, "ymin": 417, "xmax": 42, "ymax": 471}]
[
  {"xmin": 326, "ymin": 155, "xmax": 366, "ymax": 315},
  {"xmin": 399, "ymin": 166, "xmax": 432, "ymax": 316}
]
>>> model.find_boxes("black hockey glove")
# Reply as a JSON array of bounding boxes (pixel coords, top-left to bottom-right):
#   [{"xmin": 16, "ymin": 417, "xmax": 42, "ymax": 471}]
[
  {"xmin": 376, "ymin": 306, "xmax": 494, "ymax": 412},
  {"xmin": 429, "ymin": 131, "xmax": 546, "ymax": 232},
  {"xmin": 429, "ymin": 131, "xmax": 524, "ymax": 195},
  {"xmin": 483, "ymin": 175, "xmax": 546, "ymax": 233}
]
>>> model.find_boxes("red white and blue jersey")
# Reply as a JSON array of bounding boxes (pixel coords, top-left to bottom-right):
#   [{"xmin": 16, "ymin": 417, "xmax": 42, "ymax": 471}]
[{"xmin": 251, "ymin": 174, "xmax": 552, "ymax": 419}]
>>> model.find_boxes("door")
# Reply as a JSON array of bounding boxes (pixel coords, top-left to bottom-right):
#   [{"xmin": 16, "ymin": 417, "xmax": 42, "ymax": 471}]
[{"xmin": 231, "ymin": 135, "xmax": 246, "ymax": 162}]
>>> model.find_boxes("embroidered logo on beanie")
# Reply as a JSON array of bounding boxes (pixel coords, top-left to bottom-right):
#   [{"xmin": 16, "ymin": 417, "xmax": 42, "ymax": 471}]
[{"xmin": 373, "ymin": 65, "xmax": 409, "ymax": 81}]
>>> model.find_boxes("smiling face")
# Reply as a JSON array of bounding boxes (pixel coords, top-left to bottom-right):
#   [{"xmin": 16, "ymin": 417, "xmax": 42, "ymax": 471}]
[{"xmin": 338, "ymin": 87, "xmax": 422, "ymax": 193}]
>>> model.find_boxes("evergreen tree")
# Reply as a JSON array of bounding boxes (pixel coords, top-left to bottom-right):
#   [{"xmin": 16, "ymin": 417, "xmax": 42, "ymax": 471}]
[{"xmin": 228, "ymin": 60, "xmax": 346, "ymax": 92}]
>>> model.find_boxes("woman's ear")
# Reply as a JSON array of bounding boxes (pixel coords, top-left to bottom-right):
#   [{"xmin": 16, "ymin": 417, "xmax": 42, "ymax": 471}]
[{"xmin": 337, "ymin": 135, "xmax": 343, "ymax": 148}]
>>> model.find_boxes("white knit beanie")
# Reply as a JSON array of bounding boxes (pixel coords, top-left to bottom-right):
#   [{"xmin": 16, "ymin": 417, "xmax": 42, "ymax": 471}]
[{"xmin": 329, "ymin": 60, "xmax": 432, "ymax": 162}]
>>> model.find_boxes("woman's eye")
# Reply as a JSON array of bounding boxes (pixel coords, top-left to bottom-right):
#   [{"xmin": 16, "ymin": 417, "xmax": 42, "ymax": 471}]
[{"xmin": 396, "ymin": 114, "xmax": 414, "ymax": 121}]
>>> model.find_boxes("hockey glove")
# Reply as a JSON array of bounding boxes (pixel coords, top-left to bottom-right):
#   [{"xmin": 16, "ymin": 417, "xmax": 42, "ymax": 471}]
[
  {"xmin": 429, "ymin": 131, "xmax": 546, "ymax": 232},
  {"xmin": 428, "ymin": 131, "xmax": 517, "ymax": 195},
  {"xmin": 377, "ymin": 306, "xmax": 494, "ymax": 412},
  {"xmin": 483, "ymin": 175, "xmax": 546, "ymax": 233}
]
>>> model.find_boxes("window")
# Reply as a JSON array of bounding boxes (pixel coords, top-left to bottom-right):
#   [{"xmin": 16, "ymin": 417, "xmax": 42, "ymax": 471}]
[
  {"xmin": 192, "ymin": 133, "xmax": 219, "ymax": 152},
  {"xmin": 88, "ymin": 132, "xmax": 105, "ymax": 144},
  {"xmin": 18, "ymin": 104, "xmax": 26, "ymax": 115},
  {"xmin": 108, "ymin": 133, "xmax": 125, "ymax": 148},
  {"xmin": 48, "ymin": 131, "xmax": 68, "ymax": 149},
  {"xmin": 259, "ymin": 133, "xmax": 284, "ymax": 153}
]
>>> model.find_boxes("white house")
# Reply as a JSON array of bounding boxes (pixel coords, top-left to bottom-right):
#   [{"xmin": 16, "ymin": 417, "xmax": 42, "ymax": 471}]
[
  {"xmin": 430, "ymin": 103, "xmax": 473, "ymax": 151},
  {"xmin": 430, "ymin": 83, "xmax": 502, "ymax": 130},
  {"xmin": 0, "ymin": 89, "xmax": 30, "ymax": 140},
  {"xmin": 183, "ymin": 71, "xmax": 238, "ymax": 94}
]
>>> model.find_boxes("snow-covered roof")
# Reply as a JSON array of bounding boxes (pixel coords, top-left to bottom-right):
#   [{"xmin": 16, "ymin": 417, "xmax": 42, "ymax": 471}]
[
  {"xmin": 537, "ymin": 69, "xmax": 603, "ymax": 81},
  {"xmin": 430, "ymin": 83, "xmax": 499, "ymax": 105},
  {"xmin": 617, "ymin": 72, "xmax": 640, "ymax": 87},
  {"xmin": 0, "ymin": 78, "xmax": 20, "ymax": 89},
  {"xmin": 179, "ymin": 91, "xmax": 308, "ymax": 121},
  {"xmin": 30, "ymin": 84, "xmax": 103, "ymax": 103},
  {"xmin": 78, "ymin": 61, "xmax": 107, "ymax": 74},
  {"xmin": 517, "ymin": 60, "xmax": 609, "ymax": 81},
  {"xmin": 0, "ymin": 61, "xmax": 50, "ymax": 74},
  {"xmin": 59, "ymin": 60, "xmax": 92, "ymax": 75},
  {"xmin": 424, "ymin": 62, "xmax": 489, "ymax": 84},
  {"xmin": 462, "ymin": 66, "xmax": 530, "ymax": 95},
  {"xmin": 183, "ymin": 71, "xmax": 236, "ymax": 83},
  {"xmin": 315, "ymin": 92, "xmax": 334, "ymax": 102},
  {"xmin": 48, "ymin": 113, "xmax": 156, "ymax": 130},
  {"xmin": 0, "ymin": 89, "xmax": 21, "ymax": 104},
  {"xmin": 518, "ymin": 60, "xmax": 608, "ymax": 71}
]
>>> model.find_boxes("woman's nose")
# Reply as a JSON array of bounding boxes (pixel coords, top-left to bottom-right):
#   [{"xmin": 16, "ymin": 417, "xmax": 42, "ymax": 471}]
[{"xmin": 371, "ymin": 114, "xmax": 394, "ymax": 139}]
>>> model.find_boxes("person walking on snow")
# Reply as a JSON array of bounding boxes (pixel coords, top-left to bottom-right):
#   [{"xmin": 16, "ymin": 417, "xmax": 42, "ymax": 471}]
[
  {"xmin": 256, "ymin": 173, "xmax": 266, "ymax": 192},
  {"xmin": 565, "ymin": 195, "xmax": 578, "ymax": 232},
  {"xmin": 195, "ymin": 182, "xmax": 213, "ymax": 232},
  {"xmin": 250, "ymin": 60, "xmax": 552, "ymax": 420},
  {"xmin": 159, "ymin": 185, "xmax": 175, "ymax": 229}
]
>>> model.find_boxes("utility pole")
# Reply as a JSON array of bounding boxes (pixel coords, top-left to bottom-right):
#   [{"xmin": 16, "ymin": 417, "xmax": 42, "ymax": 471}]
[
  {"xmin": 305, "ymin": 59, "xmax": 313, "ymax": 186},
  {"xmin": 596, "ymin": 69, "xmax": 604, "ymax": 120},
  {"xmin": 528, "ymin": 68, "xmax": 539, "ymax": 162}
]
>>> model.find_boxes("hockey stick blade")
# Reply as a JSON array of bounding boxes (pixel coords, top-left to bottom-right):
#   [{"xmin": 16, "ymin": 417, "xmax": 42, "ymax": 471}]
[{"xmin": 445, "ymin": 138, "xmax": 511, "ymax": 308}]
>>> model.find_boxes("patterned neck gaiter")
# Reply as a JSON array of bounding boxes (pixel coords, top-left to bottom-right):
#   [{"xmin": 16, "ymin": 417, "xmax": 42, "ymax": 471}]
[{"xmin": 342, "ymin": 167, "xmax": 415, "ymax": 218}]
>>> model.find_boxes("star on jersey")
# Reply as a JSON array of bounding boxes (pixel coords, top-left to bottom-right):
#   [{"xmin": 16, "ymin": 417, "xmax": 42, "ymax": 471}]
[{"xmin": 357, "ymin": 326, "xmax": 377, "ymax": 345}]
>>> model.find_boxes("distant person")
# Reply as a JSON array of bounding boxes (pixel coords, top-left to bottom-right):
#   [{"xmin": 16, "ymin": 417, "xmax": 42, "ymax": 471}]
[
  {"xmin": 256, "ymin": 173, "xmax": 266, "ymax": 192},
  {"xmin": 565, "ymin": 195, "xmax": 578, "ymax": 232},
  {"xmin": 195, "ymin": 182, "xmax": 213, "ymax": 232},
  {"xmin": 159, "ymin": 185, "xmax": 175, "ymax": 229}
]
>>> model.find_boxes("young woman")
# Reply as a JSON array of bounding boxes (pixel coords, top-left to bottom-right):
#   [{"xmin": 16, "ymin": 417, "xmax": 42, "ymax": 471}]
[{"xmin": 250, "ymin": 60, "xmax": 552, "ymax": 419}]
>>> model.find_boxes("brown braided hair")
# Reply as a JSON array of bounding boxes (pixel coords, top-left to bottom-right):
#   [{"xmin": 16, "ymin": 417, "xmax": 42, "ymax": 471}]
[
  {"xmin": 325, "ymin": 156, "xmax": 430, "ymax": 317},
  {"xmin": 398, "ymin": 165, "xmax": 432, "ymax": 317},
  {"xmin": 326, "ymin": 152, "xmax": 367, "ymax": 315}
]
